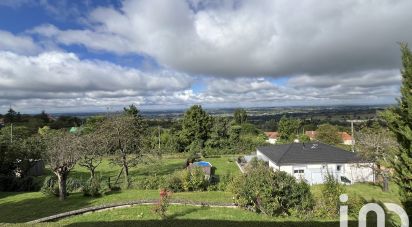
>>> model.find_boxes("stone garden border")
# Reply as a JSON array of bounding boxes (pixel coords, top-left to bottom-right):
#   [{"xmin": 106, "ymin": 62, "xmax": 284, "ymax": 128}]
[{"xmin": 27, "ymin": 199, "xmax": 237, "ymax": 224}]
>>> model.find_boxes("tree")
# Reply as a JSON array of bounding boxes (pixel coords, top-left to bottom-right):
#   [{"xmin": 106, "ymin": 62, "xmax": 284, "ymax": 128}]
[
  {"xmin": 4, "ymin": 108, "xmax": 17, "ymax": 123},
  {"xmin": 233, "ymin": 108, "xmax": 248, "ymax": 125},
  {"xmin": 356, "ymin": 122, "xmax": 396, "ymax": 191},
  {"xmin": 124, "ymin": 104, "xmax": 140, "ymax": 117},
  {"xmin": 99, "ymin": 112, "xmax": 147, "ymax": 188},
  {"xmin": 78, "ymin": 133, "xmax": 109, "ymax": 179},
  {"xmin": 43, "ymin": 130, "xmax": 82, "ymax": 200},
  {"xmin": 316, "ymin": 124, "xmax": 342, "ymax": 145},
  {"xmin": 180, "ymin": 105, "xmax": 211, "ymax": 150},
  {"xmin": 381, "ymin": 43, "xmax": 412, "ymax": 214},
  {"xmin": 205, "ymin": 117, "xmax": 230, "ymax": 149},
  {"xmin": 278, "ymin": 116, "xmax": 301, "ymax": 141}
]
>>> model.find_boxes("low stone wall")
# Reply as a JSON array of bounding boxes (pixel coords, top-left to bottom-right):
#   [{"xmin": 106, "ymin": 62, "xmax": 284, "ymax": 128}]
[{"xmin": 27, "ymin": 199, "xmax": 237, "ymax": 224}]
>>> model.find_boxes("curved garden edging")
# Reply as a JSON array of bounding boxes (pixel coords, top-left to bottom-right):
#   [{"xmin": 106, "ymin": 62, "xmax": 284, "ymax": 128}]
[{"xmin": 26, "ymin": 199, "xmax": 237, "ymax": 224}]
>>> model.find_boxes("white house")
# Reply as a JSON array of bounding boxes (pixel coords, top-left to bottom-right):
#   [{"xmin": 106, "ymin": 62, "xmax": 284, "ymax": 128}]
[
  {"xmin": 264, "ymin": 132, "xmax": 279, "ymax": 144},
  {"xmin": 255, "ymin": 142, "xmax": 374, "ymax": 185}
]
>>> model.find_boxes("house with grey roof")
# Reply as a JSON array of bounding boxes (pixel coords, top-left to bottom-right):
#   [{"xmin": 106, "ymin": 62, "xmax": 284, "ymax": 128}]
[{"xmin": 255, "ymin": 142, "xmax": 374, "ymax": 185}]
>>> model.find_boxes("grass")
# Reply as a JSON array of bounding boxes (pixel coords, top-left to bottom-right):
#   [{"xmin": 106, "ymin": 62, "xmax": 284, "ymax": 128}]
[
  {"xmin": 70, "ymin": 155, "xmax": 240, "ymax": 183},
  {"xmin": 311, "ymin": 182, "xmax": 400, "ymax": 204},
  {"xmin": 0, "ymin": 156, "xmax": 401, "ymax": 226},
  {"xmin": 0, "ymin": 155, "xmax": 238, "ymax": 223},
  {"xmin": 0, "ymin": 190, "xmax": 233, "ymax": 223}
]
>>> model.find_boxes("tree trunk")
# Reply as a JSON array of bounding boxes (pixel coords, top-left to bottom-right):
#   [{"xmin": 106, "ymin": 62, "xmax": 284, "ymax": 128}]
[
  {"xmin": 90, "ymin": 168, "xmax": 95, "ymax": 179},
  {"xmin": 57, "ymin": 172, "xmax": 67, "ymax": 201},
  {"xmin": 122, "ymin": 154, "xmax": 129, "ymax": 188}
]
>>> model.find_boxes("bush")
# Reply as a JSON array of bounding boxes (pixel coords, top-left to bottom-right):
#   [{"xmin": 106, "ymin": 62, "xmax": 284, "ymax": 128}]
[
  {"xmin": 229, "ymin": 160, "xmax": 314, "ymax": 216},
  {"xmin": 314, "ymin": 173, "xmax": 346, "ymax": 218},
  {"xmin": 165, "ymin": 172, "xmax": 184, "ymax": 192},
  {"xmin": 181, "ymin": 167, "xmax": 208, "ymax": 191},
  {"xmin": 133, "ymin": 175, "xmax": 166, "ymax": 190},
  {"xmin": 41, "ymin": 176, "xmax": 59, "ymax": 197},
  {"xmin": 82, "ymin": 177, "xmax": 110, "ymax": 197},
  {"xmin": 348, "ymin": 193, "xmax": 366, "ymax": 217}
]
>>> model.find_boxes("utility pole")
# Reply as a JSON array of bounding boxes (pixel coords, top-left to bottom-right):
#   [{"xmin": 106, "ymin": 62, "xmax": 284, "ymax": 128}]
[
  {"xmin": 346, "ymin": 119, "xmax": 366, "ymax": 152},
  {"xmin": 9, "ymin": 104, "xmax": 13, "ymax": 144},
  {"xmin": 10, "ymin": 123, "xmax": 13, "ymax": 144},
  {"xmin": 158, "ymin": 126, "xmax": 161, "ymax": 150}
]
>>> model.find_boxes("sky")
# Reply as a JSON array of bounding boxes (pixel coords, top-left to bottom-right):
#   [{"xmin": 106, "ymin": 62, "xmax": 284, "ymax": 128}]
[{"xmin": 0, "ymin": 0, "xmax": 411, "ymax": 113}]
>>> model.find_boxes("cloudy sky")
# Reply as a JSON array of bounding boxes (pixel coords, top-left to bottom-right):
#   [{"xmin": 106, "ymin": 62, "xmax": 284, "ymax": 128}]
[{"xmin": 0, "ymin": 0, "xmax": 410, "ymax": 113}]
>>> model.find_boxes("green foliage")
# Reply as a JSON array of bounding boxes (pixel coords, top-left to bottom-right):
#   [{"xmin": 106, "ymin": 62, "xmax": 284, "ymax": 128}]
[
  {"xmin": 133, "ymin": 175, "xmax": 167, "ymax": 190},
  {"xmin": 297, "ymin": 134, "xmax": 311, "ymax": 142},
  {"xmin": 381, "ymin": 43, "xmax": 412, "ymax": 214},
  {"xmin": 180, "ymin": 105, "xmax": 211, "ymax": 150},
  {"xmin": 82, "ymin": 177, "xmax": 110, "ymax": 197},
  {"xmin": 233, "ymin": 108, "xmax": 248, "ymax": 124},
  {"xmin": 230, "ymin": 160, "xmax": 314, "ymax": 216},
  {"xmin": 278, "ymin": 116, "xmax": 301, "ymax": 141},
  {"xmin": 314, "ymin": 174, "xmax": 345, "ymax": 218},
  {"xmin": 41, "ymin": 176, "xmax": 83, "ymax": 197},
  {"xmin": 347, "ymin": 193, "xmax": 366, "ymax": 217},
  {"xmin": 40, "ymin": 176, "xmax": 59, "ymax": 197},
  {"xmin": 165, "ymin": 173, "xmax": 184, "ymax": 192},
  {"xmin": 182, "ymin": 167, "xmax": 208, "ymax": 191},
  {"xmin": 316, "ymin": 124, "xmax": 342, "ymax": 145}
]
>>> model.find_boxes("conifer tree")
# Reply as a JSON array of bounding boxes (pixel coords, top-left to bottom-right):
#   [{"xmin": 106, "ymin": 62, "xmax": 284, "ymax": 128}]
[{"xmin": 381, "ymin": 43, "xmax": 412, "ymax": 215}]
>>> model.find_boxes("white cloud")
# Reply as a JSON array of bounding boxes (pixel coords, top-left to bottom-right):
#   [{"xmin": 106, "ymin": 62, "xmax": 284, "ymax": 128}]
[
  {"xmin": 0, "ymin": 30, "xmax": 41, "ymax": 55},
  {"xmin": 31, "ymin": 0, "xmax": 412, "ymax": 77}
]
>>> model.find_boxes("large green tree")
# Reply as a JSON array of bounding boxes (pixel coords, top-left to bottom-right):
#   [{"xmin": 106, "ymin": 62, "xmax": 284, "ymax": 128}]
[
  {"xmin": 381, "ymin": 43, "xmax": 412, "ymax": 214},
  {"xmin": 316, "ymin": 124, "xmax": 342, "ymax": 145},
  {"xmin": 180, "ymin": 105, "xmax": 211, "ymax": 151},
  {"xmin": 278, "ymin": 116, "xmax": 301, "ymax": 142},
  {"xmin": 233, "ymin": 108, "xmax": 248, "ymax": 125}
]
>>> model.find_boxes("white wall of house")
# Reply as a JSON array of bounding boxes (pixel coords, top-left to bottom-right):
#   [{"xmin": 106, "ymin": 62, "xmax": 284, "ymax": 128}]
[
  {"xmin": 256, "ymin": 149, "xmax": 374, "ymax": 185},
  {"xmin": 343, "ymin": 139, "xmax": 354, "ymax": 145},
  {"xmin": 265, "ymin": 138, "xmax": 277, "ymax": 144}
]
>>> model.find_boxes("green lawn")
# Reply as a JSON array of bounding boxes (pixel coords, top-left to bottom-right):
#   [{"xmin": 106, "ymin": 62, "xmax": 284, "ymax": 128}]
[
  {"xmin": 70, "ymin": 155, "xmax": 240, "ymax": 183},
  {"xmin": 0, "ymin": 156, "xmax": 401, "ymax": 226}
]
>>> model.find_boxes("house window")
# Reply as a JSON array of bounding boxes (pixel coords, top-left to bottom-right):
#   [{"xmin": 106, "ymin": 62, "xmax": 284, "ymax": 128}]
[
  {"xmin": 294, "ymin": 169, "xmax": 304, "ymax": 173},
  {"xmin": 337, "ymin": 165, "xmax": 342, "ymax": 171}
]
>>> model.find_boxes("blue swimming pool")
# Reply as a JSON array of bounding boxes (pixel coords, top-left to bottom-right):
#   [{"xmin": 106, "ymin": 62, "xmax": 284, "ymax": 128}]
[{"xmin": 193, "ymin": 161, "xmax": 212, "ymax": 167}]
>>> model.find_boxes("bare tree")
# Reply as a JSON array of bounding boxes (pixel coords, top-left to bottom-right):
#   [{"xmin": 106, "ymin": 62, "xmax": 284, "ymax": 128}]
[
  {"xmin": 356, "ymin": 122, "xmax": 397, "ymax": 191},
  {"xmin": 78, "ymin": 132, "xmax": 109, "ymax": 179},
  {"xmin": 43, "ymin": 130, "xmax": 82, "ymax": 200},
  {"xmin": 99, "ymin": 113, "xmax": 147, "ymax": 188}
]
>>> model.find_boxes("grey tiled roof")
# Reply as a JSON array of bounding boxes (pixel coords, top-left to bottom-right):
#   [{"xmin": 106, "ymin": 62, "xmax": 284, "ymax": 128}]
[{"xmin": 257, "ymin": 142, "xmax": 365, "ymax": 165}]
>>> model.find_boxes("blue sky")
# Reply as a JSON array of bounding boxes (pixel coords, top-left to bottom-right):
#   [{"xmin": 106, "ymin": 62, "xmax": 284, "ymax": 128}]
[{"xmin": 0, "ymin": 0, "xmax": 409, "ymax": 113}]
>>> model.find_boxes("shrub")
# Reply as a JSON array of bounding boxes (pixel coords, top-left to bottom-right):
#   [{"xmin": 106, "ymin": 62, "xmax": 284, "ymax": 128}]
[
  {"xmin": 348, "ymin": 193, "xmax": 366, "ymax": 217},
  {"xmin": 82, "ymin": 177, "xmax": 110, "ymax": 197},
  {"xmin": 165, "ymin": 172, "xmax": 184, "ymax": 192},
  {"xmin": 229, "ymin": 160, "xmax": 314, "ymax": 216},
  {"xmin": 181, "ymin": 167, "xmax": 208, "ymax": 191},
  {"xmin": 133, "ymin": 175, "xmax": 166, "ymax": 190},
  {"xmin": 41, "ymin": 176, "xmax": 59, "ymax": 197},
  {"xmin": 314, "ymin": 173, "xmax": 346, "ymax": 218}
]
